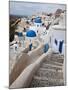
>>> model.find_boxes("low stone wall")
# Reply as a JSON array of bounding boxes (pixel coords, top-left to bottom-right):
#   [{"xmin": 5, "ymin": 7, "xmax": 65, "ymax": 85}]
[
  {"xmin": 28, "ymin": 44, "xmax": 44, "ymax": 61},
  {"xmin": 9, "ymin": 53, "xmax": 32, "ymax": 86},
  {"xmin": 10, "ymin": 48, "xmax": 52, "ymax": 88}
]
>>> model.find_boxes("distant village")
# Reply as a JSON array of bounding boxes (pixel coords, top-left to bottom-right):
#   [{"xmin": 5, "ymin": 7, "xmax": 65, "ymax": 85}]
[{"xmin": 10, "ymin": 9, "xmax": 66, "ymax": 42}]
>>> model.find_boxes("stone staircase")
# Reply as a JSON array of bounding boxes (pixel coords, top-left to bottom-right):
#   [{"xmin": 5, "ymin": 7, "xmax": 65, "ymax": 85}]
[{"xmin": 29, "ymin": 53, "xmax": 64, "ymax": 87}]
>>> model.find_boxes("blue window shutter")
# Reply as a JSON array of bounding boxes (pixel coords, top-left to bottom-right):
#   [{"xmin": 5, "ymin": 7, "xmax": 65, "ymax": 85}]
[
  {"xmin": 55, "ymin": 39, "xmax": 57, "ymax": 45},
  {"xmin": 59, "ymin": 40, "xmax": 64, "ymax": 53},
  {"xmin": 29, "ymin": 43, "xmax": 32, "ymax": 51}
]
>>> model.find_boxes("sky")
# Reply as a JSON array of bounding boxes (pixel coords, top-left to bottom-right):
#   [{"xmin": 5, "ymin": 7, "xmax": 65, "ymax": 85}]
[{"xmin": 9, "ymin": 1, "xmax": 66, "ymax": 16}]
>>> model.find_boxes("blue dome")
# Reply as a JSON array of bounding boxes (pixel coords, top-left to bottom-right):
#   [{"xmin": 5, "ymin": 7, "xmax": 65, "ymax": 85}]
[
  {"xmin": 34, "ymin": 17, "xmax": 42, "ymax": 23},
  {"xmin": 26, "ymin": 30, "xmax": 36, "ymax": 37}
]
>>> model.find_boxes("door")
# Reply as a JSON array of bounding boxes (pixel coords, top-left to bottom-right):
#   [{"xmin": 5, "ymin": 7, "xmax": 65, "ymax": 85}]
[{"xmin": 59, "ymin": 40, "xmax": 64, "ymax": 53}]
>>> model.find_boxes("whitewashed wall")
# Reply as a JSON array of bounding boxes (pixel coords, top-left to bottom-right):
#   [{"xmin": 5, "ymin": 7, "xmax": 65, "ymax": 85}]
[{"xmin": 51, "ymin": 27, "xmax": 66, "ymax": 54}]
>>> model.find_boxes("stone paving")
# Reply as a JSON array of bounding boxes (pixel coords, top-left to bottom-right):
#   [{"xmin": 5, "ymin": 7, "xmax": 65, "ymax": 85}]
[{"xmin": 29, "ymin": 53, "xmax": 64, "ymax": 87}]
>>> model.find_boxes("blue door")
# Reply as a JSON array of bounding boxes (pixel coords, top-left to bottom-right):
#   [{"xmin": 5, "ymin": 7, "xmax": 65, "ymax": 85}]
[
  {"xmin": 29, "ymin": 43, "xmax": 32, "ymax": 51},
  {"xmin": 59, "ymin": 40, "xmax": 64, "ymax": 53}
]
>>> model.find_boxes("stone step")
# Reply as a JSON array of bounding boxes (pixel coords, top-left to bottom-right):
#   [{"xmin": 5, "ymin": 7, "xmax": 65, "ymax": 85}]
[
  {"xmin": 46, "ymin": 58, "xmax": 63, "ymax": 63},
  {"xmin": 43, "ymin": 60, "xmax": 63, "ymax": 66},
  {"xmin": 40, "ymin": 63, "xmax": 62, "ymax": 70},
  {"xmin": 51, "ymin": 53, "xmax": 64, "ymax": 57},
  {"xmin": 30, "ymin": 79, "xmax": 49, "ymax": 87},
  {"xmin": 29, "ymin": 53, "xmax": 64, "ymax": 87},
  {"xmin": 51, "ymin": 56, "xmax": 64, "ymax": 59},
  {"xmin": 30, "ymin": 76, "xmax": 64, "ymax": 87},
  {"xmin": 52, "ymin": 52, "xmax": 64, "ymax": 56},
  {"xmin": 39, "ymin": 67, "xmax": 62, "ymax": 72},
  {"xmin": 51, "ymin": 55, "xmax": 64, "ymax": 60},
  {"xmin": 44, "ymin": 55, "xmax": 64, "ymax": 63},
  {"xmin": 36, "ymin": 68, "xmax": 63, "ymax": 79}
]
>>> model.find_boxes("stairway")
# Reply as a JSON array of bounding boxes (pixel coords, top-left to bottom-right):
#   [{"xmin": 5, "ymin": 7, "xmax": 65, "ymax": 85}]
[{"xmin": 29, "ymin": 53, "xmax": 64, "ymax": 87}]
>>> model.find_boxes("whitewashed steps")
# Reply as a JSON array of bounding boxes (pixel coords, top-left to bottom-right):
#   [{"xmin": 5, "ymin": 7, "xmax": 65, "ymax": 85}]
[
  {"xmin": 30, "ymin": 76, "xmax": 64, "ymax": 87},
  {"xmin": 29, "ymin": 53, "xmax": 64, "ymax": 87},
  {"xmin": 35, "ymin": 68, "xmax": 63, "ymax": 79},
  {"xmin": 40, "ymin": 63, "xmax": 62, "ymax": 70},
  {"xmin": 43, "ymin": 60, "xmax": 63, "ymax": 66}
]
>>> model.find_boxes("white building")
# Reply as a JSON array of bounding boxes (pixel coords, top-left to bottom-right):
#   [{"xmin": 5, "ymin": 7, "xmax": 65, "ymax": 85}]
[{"xmin": 51, "ymin": 12, "xmax": 66, "ymax": 54}]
